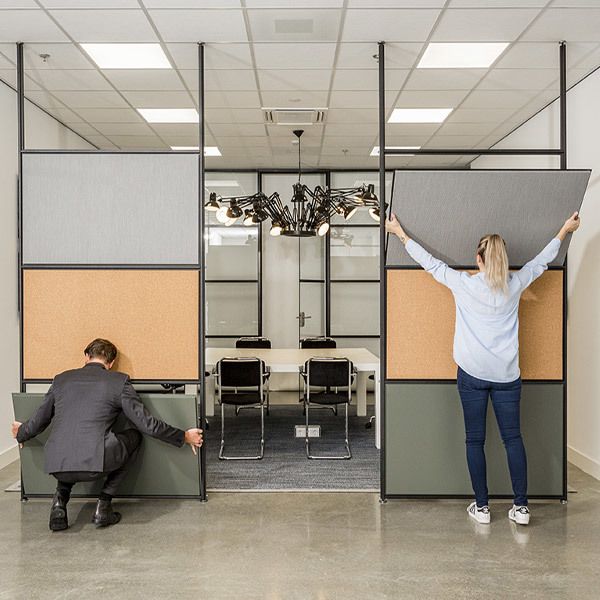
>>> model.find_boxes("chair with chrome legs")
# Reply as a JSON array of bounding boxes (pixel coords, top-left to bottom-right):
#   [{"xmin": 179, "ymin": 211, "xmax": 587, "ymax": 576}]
[
  {"xmin": 216, "ymin": 357, "xmax": 267, "ymax": 460},
  {"xmin": 300, "ymin": 357, "xmax": 355, "ymax": 460},
  {"xmin": 235, "ymin": 337, "xmax": 271, "ymax": 414}
]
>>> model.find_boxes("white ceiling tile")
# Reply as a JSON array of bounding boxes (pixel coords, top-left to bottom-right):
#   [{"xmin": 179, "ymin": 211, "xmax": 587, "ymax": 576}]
[
  {"xmin": 23, "ymin": 43, "xmax": 95, "ymax": 70},
  {"xmin": 121, "ymin": 90, "xmax": 193, "ymax": 108},
  {"xmin": 140, "ymin": 122, "xmax": 197, "ymax": 136},
  {"xmin": 42, "ymin": 0, "xmax": 139, "ymax": 7},
  {"xmin": 431, "ymin": 8, "xmax": 541, "ymax": 42},
  {"xmin": 23, "ymin": 89, "xmax": 64, "ymax": 109},
  {"xmin": 260, "ymin": 89, "xmax": 329, "ymax": 106},
  {"xmin": 25, "ymin": 68, "xmax": 113, "ymax": 90},
  {"xmin": 522, "ymin": 8, "xmax": 600, "ymax": 41},
  {"xmin": 210, "ymin": 123, "xmax": 265, "ymax": 137},
  {"xmin": 83, "ymin": 134, "xmax": 118, "ymax": 148},
  {"xmin": 266, "ymin": 123, "xmax": 323, "ymax": 138},
  {"xmin": 436, "ymin": 122, "xmax": 498, "ymax": 135},
  {"xmin": 202, "ymin": 90, "xmax": 261, "ymax": 108},
  {"xmin": 103, "ymin": 69, "xmax": 185, "ymax": 91},
  {"xmin": 424, "ymin": 135, "xmax": 484, "ymax": 148},
  {"xmin": 326, "ymin": 123, "xmax": 378, "ymax": 136},
  {"xmin": 569, "ymin": 43, "xmax": 600, "ymax": 69},
  {"xmin": 65, "ymin": 122, "xmax": 101, "ymax": 137},
  {"xmin": 404, "ymin": 68, "xmax": 488, "ymax": 90},
  {"xmin": 258, "ymin": 69, "xmax": 331, "ymax": 91},
  {"xmin": 332, "ymin": 68, "xmax": 408, "ymax": 90},
  {"xmin": 103, "ymin": 135, "xmax": 168, "ymax": 148},
  {"xmin": 478, "ymin": 68, "xmax": 559, "ymax": 90},
  {"xmin": 407, "ymin": 155, "xmax": 461, "ymax": 167},
  {"xmin": 51, "ymin": 89, "xmax": 128, "ymax": 107},
  {"xmin": 0, "ymin": 10, "xmax": 68, "ymax": 42},
  {"xmin": 460, "ymin": 89, "xmax": 538, "ymax": 108},
  {"xmin": 385, "ymin": 134, "xmax": 432, "ymax": 145},
  {"xmin": 336, "ymin": 42, "xmax": 422, "ymax": 69},
  {"xmin": 167, "ymin": 43, "xmax": 252, "ymax": 69},
  {"xmin": 385, "ymin": 122, "xmax": 443, "ymax": 136},
  {"xmin": 247, "ymin": 8, "xmax": 341, "ymax": 42},
  {"xmin": 552, "ymin": 0, "xmax": 600, "ymax": 5},
  {"xmin": 446, "ymin": 107, "xmax": 517, "ymax": 122},
  {"xmin": 0, "ymin": 1, "xmax": 38, "ymax": 6},
  {"xmin": 394, "ymin": 89, "xmax": 470, "ymax": 107},
  {"xmin": 495, "ymin": 41, "xmax": 598, "ymax": 68},
  {"xmin": 253, "ymin": 42, "xmax": 335, "ymax": 68},
  {"xmin": 149, "ymin": 9, "xmax": 247, "ymax": 42},
  {"xmin": 75, "ymin": 107, "xmax": 143, "ymax": 122},
  {"xmin": 205, "ymin": 69, "xmax": 257, "ymax": 91},
  {"xmin": 205, "ymin": 108, "xmax": 264, "ymax": 123},
  {"xmin": 348, "ymin": 0, "xmax": 444, "ymax": 6},
  {"xmin": 49, "ymin": 10, "xmax": 158, "ymax": 42},
  {"xmin": 326, "ymin": 108, "xmax": 379, "ymax": 123},
  {"xmin": 343, "ymin": 9, "xmax": 441, "ymax": 42},
  {"xmin": 43, "ymin": 105, "xmax": 84, "ymax": 122},
  {"xmin": 94, "ymin": 122, "xmax": 157, "ymax": 135},
  {"xmin": 449, "ymin": 0, "xmax": 547, "ymax": 6},
  {"xmin": 329, "ymin": 90, "xmax": 399, "ymax": 108},
  {"xmin": 0, "ymin": 52, "xmax": 13, "ymax": 68},
  {"xmin": 245, "ymin": 0, "xmax": 343, "ymax": 6},
  {"xmin": 0, "ymin": 69, "xmax": 16, "ymax": 86},
  {"xmin": 568, "ymin": 66, "xmax": 599, "ymax": 87},
  {"xmin": 145, "ymin": 0, "xmax": 241, "ymax": 6}
]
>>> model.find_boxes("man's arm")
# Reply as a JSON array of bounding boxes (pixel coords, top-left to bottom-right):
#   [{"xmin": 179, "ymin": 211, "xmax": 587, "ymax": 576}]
[
  {"xmin": 14, "ymin": 385, "xmax": 56, "ymax": 444},
  {"xmin": 120, "ymin": 379, "xmax": 202, "ymax": 453}
]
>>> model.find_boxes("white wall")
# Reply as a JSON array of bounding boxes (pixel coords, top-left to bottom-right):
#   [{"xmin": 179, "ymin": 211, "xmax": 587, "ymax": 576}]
[
  {"xmin": 0, "ymin": 80, "xmax": 91, "ymax": 468},
  {"xmin": 473, "ymin": 67, "xmax": 600, "ymax": 480}
]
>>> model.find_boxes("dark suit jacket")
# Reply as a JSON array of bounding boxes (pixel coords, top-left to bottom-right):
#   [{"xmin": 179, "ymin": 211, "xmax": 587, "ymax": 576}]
[{"xmin": 17, "ymin": 363, "xmax": 185, "ymax": 473}]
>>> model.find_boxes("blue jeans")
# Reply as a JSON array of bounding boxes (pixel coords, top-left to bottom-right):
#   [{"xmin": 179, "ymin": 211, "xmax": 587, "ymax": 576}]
[{"xmin": 457, "ymin": 367, "xmax": 528, "ymax": 507}]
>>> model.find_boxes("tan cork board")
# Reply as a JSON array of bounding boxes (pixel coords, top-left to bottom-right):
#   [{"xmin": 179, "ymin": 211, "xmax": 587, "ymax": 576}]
[
  {"xmin": 24, "ymin": 270, "xmax": 199, "ymax": 380},
  {"xmin": 386, "ymin": 270, "xmax": 563, "ymax": 380}
]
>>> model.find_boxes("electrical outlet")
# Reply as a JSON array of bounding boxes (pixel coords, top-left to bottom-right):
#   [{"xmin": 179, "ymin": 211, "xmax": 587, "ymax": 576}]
[{"xmin": 294, "ymin": 425, "xmax": 321, "ymax": 438}]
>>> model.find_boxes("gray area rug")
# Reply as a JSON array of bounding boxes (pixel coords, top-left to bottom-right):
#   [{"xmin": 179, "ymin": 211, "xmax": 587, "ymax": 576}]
[{"xmin": 205, "ymin": 405, "xmax": 379, "ymax": 491}]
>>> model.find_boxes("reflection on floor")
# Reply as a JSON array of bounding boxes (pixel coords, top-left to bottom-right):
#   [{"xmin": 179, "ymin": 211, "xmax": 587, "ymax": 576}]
[
  {"xmin": 206, "ymin": 404, "xmax": 379, "ymax": 491},
  {"xmin": 1, "ymin": 461, "xmax": 599, "ymax": 599}
]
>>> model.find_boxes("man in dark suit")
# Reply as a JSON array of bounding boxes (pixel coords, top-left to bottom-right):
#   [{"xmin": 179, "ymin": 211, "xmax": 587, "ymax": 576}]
[{"xmin": 11, "ymin": 338, "xmax": 203, "ymax": 531}]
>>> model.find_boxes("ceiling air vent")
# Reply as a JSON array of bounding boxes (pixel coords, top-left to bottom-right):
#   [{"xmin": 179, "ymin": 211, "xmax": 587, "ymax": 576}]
[{"xmin": 263, "ymin": 108, "xmax": 327, "ymax": 126}]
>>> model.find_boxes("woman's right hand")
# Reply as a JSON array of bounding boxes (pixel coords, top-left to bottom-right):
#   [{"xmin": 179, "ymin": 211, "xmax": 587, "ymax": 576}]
[{"xmin": 558, "ymin": 211, "xmax": 580, "ymax": 240}]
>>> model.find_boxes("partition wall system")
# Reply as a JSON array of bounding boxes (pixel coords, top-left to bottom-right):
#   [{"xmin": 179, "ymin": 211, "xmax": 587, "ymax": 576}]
[{"xmin": 14, "ymin": 38, "xmax": 577, "ymax": 503}]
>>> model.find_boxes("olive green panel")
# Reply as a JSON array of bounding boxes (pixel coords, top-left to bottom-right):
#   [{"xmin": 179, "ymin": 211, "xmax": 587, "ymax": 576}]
[
  {"xmin": 385, "ymin": 383, "xmax": 563, "ymax": 497},
  {"xmin": 13, "ymin": 393, "xmax": 201, "ymax": 498}
]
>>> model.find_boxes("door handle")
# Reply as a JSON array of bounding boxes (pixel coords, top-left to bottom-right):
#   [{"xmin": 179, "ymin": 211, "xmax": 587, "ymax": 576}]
[{"xmin": 296, "ymin": 311, "xmax": 312, "ymax": 328}]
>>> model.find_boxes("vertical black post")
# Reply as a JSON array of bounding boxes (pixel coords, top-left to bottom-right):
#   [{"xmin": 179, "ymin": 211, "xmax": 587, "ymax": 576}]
[
  {"xmin": 559, "ymin": 41, "xmax": 568, "ymax": 502},
  {"xmin": 17, "ymin": 42, "xmax": 25, "ymax": 396},
  {"xmin": 325, "ymin": 170, "xmax": 331, "ymax": 338},
  {"xmin": 559, "ymin": 42, "xmax": 567, "ymax": 171},
  {"xmin": 378, "ymin": 41, "xmax": 386, "ymax": 502},
  {"xmin": 257, "ymin": 171, "xmax": 263, "ymax": 337},
  {"xmin": 198, "ymin": 42, "xmax": 207, "ymax": 501}
]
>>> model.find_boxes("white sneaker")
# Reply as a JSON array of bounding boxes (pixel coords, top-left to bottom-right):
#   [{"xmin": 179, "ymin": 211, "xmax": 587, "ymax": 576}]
[
  {"xmin": 467, "ymin": 502, "xmax": 491, "ymax": 524},
  {"xmin": 509, "ymin": 505, "xmax": 530, "ymax": 525}
]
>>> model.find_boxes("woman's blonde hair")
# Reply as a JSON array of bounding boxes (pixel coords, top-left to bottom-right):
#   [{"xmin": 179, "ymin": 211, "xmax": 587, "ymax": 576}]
[{"xmin": 477, "ymin": 234, "xmax": 509, "ymax": 294}]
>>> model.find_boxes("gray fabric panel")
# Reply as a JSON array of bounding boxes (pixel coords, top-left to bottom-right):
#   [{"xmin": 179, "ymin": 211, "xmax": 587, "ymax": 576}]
[
  {"xmin": 23, "ymin": 153, "xmax": 199, "ymax": 264},
  {"xmin": 385, "ymin": 383, "xmax": 563, "ymax": 497},
  {"xmin": 387, "ymin": 170, "xmax": 590, "ymax": 267},
  {"xmin": 13, "ymin": 393, "xmax": 201, "ymax": 497}
]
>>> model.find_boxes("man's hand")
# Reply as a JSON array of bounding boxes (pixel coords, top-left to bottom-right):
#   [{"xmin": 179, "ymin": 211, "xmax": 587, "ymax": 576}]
[
  {"xmin": 11, "ymin": 422, "xmax": 23, "ymax": 448},
  {"xmin": 558, "ymin": 211, "xmax": 580, "ymax": 241},
  {"xmin": 385, "ymin": 213, "xmax": 410, "ymax": 245},
  {"xmin": 184, "ymin": 428, "xmax": 203, "ymax": 455}
]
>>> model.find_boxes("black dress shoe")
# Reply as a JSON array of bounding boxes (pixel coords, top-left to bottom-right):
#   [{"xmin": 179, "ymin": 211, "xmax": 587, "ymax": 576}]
[
  {"xmin": 49, "ymin": 493, "xmax": 69, "ymax": 531},
  {"xmin": 92, "ymin": 499, "xmax": 122, "ymax": 528}
]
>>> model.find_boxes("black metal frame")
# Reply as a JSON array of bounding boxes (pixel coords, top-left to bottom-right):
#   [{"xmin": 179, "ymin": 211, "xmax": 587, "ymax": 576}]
[
  {"xmin": 378, "ymin": 41, "xmax": 570, "ymax": 502},
  {"xmin": 15, "ymin": 41, "xmax": 209, "ymax": 501}
]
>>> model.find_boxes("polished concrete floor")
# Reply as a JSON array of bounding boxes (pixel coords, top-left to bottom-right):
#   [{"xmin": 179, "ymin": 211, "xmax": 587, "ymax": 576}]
[{"xmin": 1, "ymin": 460, "xmax": 599, "ymax": 600}]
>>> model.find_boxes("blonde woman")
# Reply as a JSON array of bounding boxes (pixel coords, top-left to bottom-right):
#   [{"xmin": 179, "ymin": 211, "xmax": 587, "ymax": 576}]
[{"xmin": 386, "ymin": 212, "xmax": 580, "ymax": 526}]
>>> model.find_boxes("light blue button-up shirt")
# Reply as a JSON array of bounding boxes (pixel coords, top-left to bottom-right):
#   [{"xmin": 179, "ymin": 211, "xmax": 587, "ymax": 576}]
[{"xmin": 405, "ymin": 237, "xmax": 562, "ymax": 383}]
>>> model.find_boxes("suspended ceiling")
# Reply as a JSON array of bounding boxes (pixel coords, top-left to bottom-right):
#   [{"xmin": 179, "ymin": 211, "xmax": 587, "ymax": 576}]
[{"xmin": 1, "ymin": 0, "xmax": 600, "ymax": 169}]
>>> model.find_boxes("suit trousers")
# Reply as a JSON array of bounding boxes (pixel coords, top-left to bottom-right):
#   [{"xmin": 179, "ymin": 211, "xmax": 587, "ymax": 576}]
[{"xmin": 52, "ymin": 429, "xmax": 142, "ymax": 498}]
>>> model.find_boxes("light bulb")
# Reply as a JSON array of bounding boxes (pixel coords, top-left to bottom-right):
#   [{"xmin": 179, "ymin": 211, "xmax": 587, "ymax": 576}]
[
  {"xmin": 216, "ymin": 206, "xmax": 229, "ymax": 223},
  {"xmin": 344, "ymin": 206, "xmax": 358, "ymax": 221},
  {"xmin": 225, "ymin": 217, "xmax": 237, "ymax": 227},
  {"xmin": 317, "ymin": 222, "xmax": 329, "ymax": 236},
  {"xmin": 270, "ymin": 224, "xmax": 282, "ymax": 236}
]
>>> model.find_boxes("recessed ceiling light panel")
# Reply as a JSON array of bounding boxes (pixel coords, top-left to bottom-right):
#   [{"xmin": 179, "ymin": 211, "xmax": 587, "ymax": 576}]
[
  {"xmin": 171, "ymin": 146, "xmax": 222, "ymax": 156},
  {"xmin": 138, "ymin": 108, "xmax": 199, "ymax": 123},
  {"xmin": 388, "ymin": 108, "xmax": 452, "ymax": 124},
  {"xmin": 371, "ymin": 146, "xmax": 421, "ymax": 157},
  {"xmin": 417, "ymin": 43, "xmax": 509, "ymax": 69},
  {"xmin": 81, "ymin": 43, "xmax": 171, "ymax": 69}
]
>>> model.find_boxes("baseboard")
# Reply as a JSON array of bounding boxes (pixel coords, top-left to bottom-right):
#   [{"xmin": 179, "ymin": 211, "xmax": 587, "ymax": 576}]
[
  {"xmin": 0, "ymin": 445, "xmax": 19, "ymax": 471},
  {"xmin": 568, "ymin": 446, "xmax": 600, "ymax": 481}
]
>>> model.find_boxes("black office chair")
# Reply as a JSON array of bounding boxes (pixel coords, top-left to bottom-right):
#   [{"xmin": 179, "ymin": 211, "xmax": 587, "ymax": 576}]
[
  {"xmin": 215, "ymin": 357, "xmax": 267, "ymax": 460},
  {"xmin": 300, "ymin": 357, "xmax": 355, "ymax": 460},
  {"xmin": 234, "ymin": 337, "xmax": 271, "ymax": 414},
  {"xmin": 300, "ymin": 337, "xmax": 336, "ymax": 349},
  {"xmin": 236, "ymin": 337, "xmax": 272, "ymax": 349}
]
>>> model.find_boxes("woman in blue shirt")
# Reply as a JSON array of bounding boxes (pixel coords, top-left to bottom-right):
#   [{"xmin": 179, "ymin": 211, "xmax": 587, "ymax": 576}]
[{"xmin": 386, "ymin": 212, "xmax": 581, "ymax": 526}]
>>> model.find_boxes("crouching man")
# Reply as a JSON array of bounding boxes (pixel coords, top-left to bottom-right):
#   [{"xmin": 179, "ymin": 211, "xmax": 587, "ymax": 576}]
[{"xmin": 11, "ymin": 338, "xmax": 203, "ymax": 531}]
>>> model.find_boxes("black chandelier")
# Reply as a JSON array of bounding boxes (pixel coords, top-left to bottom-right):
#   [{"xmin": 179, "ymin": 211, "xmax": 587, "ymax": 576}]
[{"xmin": 205, "ymin": 129, "xmax": 382, "ymax": 237}]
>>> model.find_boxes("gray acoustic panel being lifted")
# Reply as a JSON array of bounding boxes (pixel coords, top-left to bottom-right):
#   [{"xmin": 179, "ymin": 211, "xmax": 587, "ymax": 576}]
[
  {"xmin": 23, "ymin": 153, "xmax": 199, "ymax": 264},
  {"xmin": 386, "ymin": 170, "xmax": 590, "ymax": 267}
]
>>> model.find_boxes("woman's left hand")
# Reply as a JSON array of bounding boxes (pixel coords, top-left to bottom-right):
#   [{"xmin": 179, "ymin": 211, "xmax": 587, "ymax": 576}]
[{"xmin": 386, "ymin": 214, "xmax": 410, "ymax": 244}]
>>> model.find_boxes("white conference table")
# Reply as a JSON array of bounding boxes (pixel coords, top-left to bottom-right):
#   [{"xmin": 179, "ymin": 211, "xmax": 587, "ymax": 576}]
[{"xmin": 203, "ymin": 347, "xmax": 381, "ymax": 448}]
